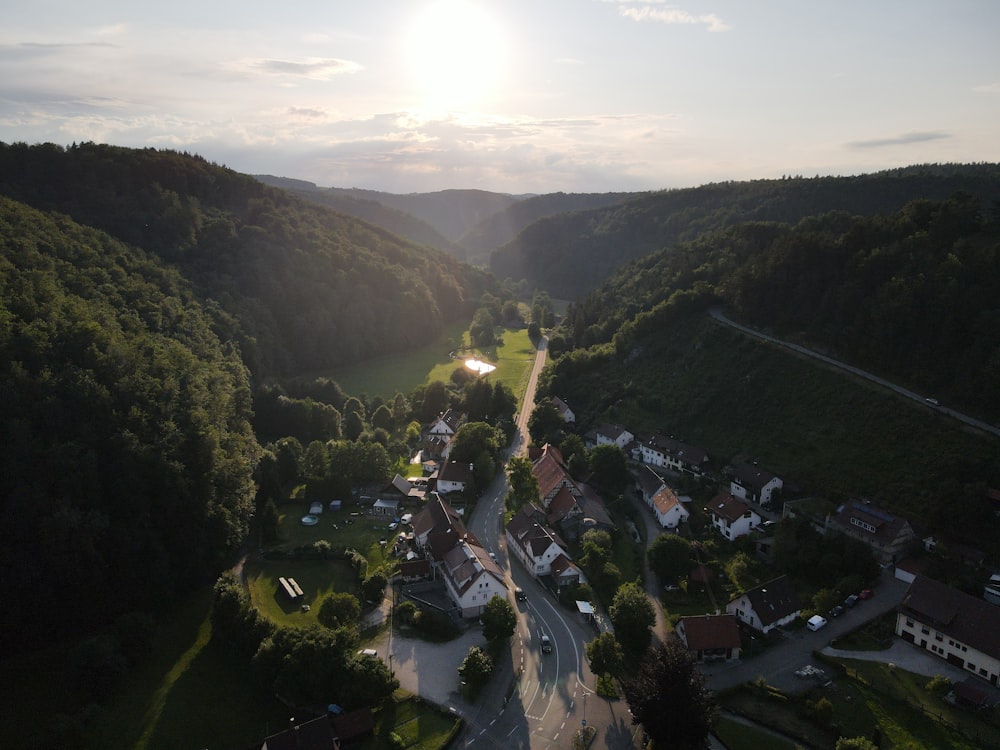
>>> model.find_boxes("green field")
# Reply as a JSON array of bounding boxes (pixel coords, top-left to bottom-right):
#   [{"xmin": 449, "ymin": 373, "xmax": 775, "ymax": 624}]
[{"xmin": 326, "ymin": 321, "xmax": 537, "ymax": 406}]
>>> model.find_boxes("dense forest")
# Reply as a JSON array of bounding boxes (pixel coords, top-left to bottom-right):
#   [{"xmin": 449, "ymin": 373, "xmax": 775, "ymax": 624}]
[
  {"xmin": 551, "ymin": 193, "xmax": 1000, "ymax": 421},
  {"xmin": 0, "ymin": 196, "xmax": 258, "ymax": 650},
  {"xmin": 0, "ymin": 142, "xmax": 493, "ymax": 378},
  {"xmin": 491, "ymin": 164, "xmax": 1000, "ymax": 298}
]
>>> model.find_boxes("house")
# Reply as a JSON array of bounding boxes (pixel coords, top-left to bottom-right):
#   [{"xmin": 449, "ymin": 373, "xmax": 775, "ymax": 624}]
[
  {"xmin": 676, "ymin": 614, "xmax": 742, "ymax": 662},
  {"xmin": 505, "ymin": 504, "xmax": 575, "ymax": 580},
  {"xmin": 549, "ymin": 553, "xmax": 586, "ymax": 588},
  {"xmin": 411, "ymin": 492, "xmax": 467, "ymax": 552},
  {"xmin": 893, "ymin": 557, "xmax": 926, "ymax": 585},
  {"xmin": 331, "ymin": 707, "xmax": 375, "ymax": 745},
  {"xmin": 727, "ymin": 575, "xmax": 802, "ymax": 634},
  {"xmin": 382, "ymin": 473, "xmax": 424, "ymax": 502},
  {"xmin": 398, "ymin": 558, "xmax": 432, "ymax": 582},
  {"xmin": 532, "ymin": 443, "xmax": 613, "ymax": 542},
  {"xmin": 434, "ymin": 460, "xmax": 474, "ymax": 495},
  {"xmin": 648, "ymin": 485, "xmax": 690, "ymax": 529},
  {"xmin": 261, "ymin": 715, "xmax": 338, "ymax": 750},
  {"xmin": 729, "ymin": 463, "xmax": 783, "ymax": 508},
  {"xmin": 637, "ymin": 433, "xmax": 710, "ymax": 475},
  {"xmin": 896, "ymin": 575, "xmax": 1000, "ymax": 687},
  {"xmin": 422, "ymin": 409, "xmax": 465, "ymax": 459},
  {"xmin": 708, "ymin": 492, "xmax": 761, "ymax": 540},
  {"xmin": 825, "ymin": 500, "xmax": 916, "ymax": 565},
  {"xmin": 551, "ymin": 396, "xmax": 576, "ymax": 423},
  {"xmin": 440, "ymin": 537, "xmax": 507, "ymax": 618},
  {"xmin": 635, "ymin": 465, "xmax": 666, "ymax": 504},
  {"xmin": 589, "ymin": 423, "xmax": 634, "ymax": 450}
]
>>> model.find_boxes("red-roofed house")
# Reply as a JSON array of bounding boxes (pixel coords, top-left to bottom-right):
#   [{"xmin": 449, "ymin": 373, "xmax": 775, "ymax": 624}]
[
  {"xmin": 440, "ymin": 537, "xmax": 506, "ymax": 618},
  {"xmin": 648, "ymin": 485, "xmax": 690, "ymax": 529},
  {"xmin": 708, "ymin": 492, "xmax": 761, "ymax": 541},
  {"xmin": 676, "ymin": 614, "xmax": 742, "ymax": 662}
]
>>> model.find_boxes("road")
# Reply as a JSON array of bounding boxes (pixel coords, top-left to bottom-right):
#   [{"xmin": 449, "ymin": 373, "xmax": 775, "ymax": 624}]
[
  {"xmin": 708, "ymin": 307, "xmax": 1000, "ymax": 439},
  {"xmin": 459, "ymin": 334, "xmax": 641, "ymax": 750}
]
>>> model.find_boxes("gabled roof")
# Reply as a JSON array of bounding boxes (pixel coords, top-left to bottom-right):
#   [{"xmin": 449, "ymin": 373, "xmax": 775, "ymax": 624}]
[
  {"xmin": 546, "ymin": 485, "xmax": 580, "ymax": 523},
  {"xmin": 643, "ymin": 433, "xmax": 709, "ymax": 465},
  {"xmin": 437, "ymin": 460, "xmax": 474, "ymax": 486},
  {"xmin": 636, "ymin": 465, "xmax": 666, "ymax": 498},
  {"xmin": 828, "ymin": 500, "xmax": 912, "ymax": 546},
  {"xmin": 595, "ymin": 423, "xmax": 632, "ymax": 442},
  {"xmin": 550, "ymin": 553, "xmax": 582, "ymax": 580},
  {"xmin": 577, "ymin": 483, "xmax": 614, "ymax": 527},
  {"xmin": 551, "ymin": 396, "xmax": 573, "ymax": 416},
  {"xmin": 899, "ymin": 575, "xmax": 1000, "ymax": 659},
  {"xmin": 507, "ymin": 504, "xmax": 566, "ymax": 559},
  {"xmin": 651, "ymin": 485, "xmax": 686, "ymax": 517},
  {"xmin": 730, "ymin": 463, "xmax": 779, "ymax": 491},
  {"xmin": 442, "ymin": 538, "xmax": 504, "ymax": 597},
  {"xmin": 709, "ymin": 492, "xmax": 755, "ymax": 523},
  {"xmin": 678, "ymin": 614, "xmax": 741, "ymax": 651},
  {"xmin": 733, "ymin": 575, "xmax": 802, "ymax": 628},
  {"xmin": 533, "ymin": 444, "xmax": 577, "ymax": 499},
  {"xmin": 411, "ymin": 492, "xmax": 466, "ymax": 541},
  {"xmin": 428, "ymin": 408, "xmax": 464, "ymax": 434}
]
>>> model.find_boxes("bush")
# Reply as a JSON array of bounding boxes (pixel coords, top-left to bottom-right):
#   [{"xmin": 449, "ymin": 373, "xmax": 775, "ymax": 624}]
[{"xmin": 925, "ymin": 674, "xmax": 952, "ymax": 696}]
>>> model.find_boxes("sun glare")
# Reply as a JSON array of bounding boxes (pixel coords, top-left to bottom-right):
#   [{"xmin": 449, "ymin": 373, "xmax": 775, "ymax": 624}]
[{"xmin": 405, "ymin": 1, "xmax": 507, "ymax": 112}]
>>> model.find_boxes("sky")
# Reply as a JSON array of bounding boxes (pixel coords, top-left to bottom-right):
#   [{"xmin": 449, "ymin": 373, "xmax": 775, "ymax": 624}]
[{"xmin": 2, "ymin": 0, "xmax": 999, "ymax": 194}]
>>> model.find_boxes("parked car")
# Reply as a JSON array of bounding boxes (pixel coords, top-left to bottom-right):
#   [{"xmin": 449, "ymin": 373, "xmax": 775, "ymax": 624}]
[
  {"xmin": 663, "ymin": 583, "xmax": 681, "ymax": 592},
  {"xmin": 807, "ymin": 615, "xmax": 828, "ymax": 631},
  {"xmin": 844, "ymin": 593, "xmax": 860, "ymax": 608},
  {"xmin": 858, "ymin": 588, "xmax": 874, "ymax": 600},
  {"xmin": 829, "ymin": 605, "xmax": 845, "ymax": 618}
]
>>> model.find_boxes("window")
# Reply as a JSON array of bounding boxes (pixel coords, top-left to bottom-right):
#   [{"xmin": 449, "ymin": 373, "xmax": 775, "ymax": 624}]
[
  {"xmin": 921, "ymin": 627, "xmax": 930, "ymax": 635},
  {"xmin": 935, "ymin": 634, "xmax": 943, "ymax": 642},
  {"xmin": 967, "ymin": 662, "xmax": 976, "ymax": 671},
  {"xmin": 905, "ymin": 619, "xmax": 914, "ymax": 627},
  {"xmin": 980, "ymin": 668, "xmax": 988, "ymax": 677}
]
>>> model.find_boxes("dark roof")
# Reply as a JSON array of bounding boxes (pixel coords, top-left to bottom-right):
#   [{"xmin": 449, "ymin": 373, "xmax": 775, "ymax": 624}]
[
  {"xmin": 437, "ymin": 460, "xmax": 474, "ymax": 486},
  {"xmin": 709, "ymin": 492, "xmax": 755, "ymax": 523},
  {"xmin": 635, "ymin": 465, "xmax": 665, "ymax": 498},
  {"xmin": 261, "ymin": 716, "xmax": 337, "ymax": 750},
  {"xmin": 644, "ymin": 433, "xmax": 709, "ymax": 466},
  {"xmin": 331, "ymin": 707, "xmax": 374, "ymax": 743},
  {"xmin": 828, "ymin": 500, "xmax": 912, "ymax": 547},
  {"xmin": 899, "ymin": 575, "xmax": 1000, "ymax": 659},
  {"xmin": 730, "ymin": 463, "xmax": 779, "ymax": 492},
  {"xmin": 734, "ymin": 575, "xmax": 802, "ymax": 628},
  {"xmin": 678, "ymin": 614, "xmax": 741, "ymax": 651}
]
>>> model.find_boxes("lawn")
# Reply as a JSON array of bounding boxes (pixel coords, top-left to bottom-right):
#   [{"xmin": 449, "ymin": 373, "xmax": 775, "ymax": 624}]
[
  {"xmin": 360, "ymin": 695, "xmax": 461, "ymax": 750},
  {"xmin": 426, "ymin": 326, "xmax": 537, "ymax": 405},
  {"xmin": 713, "ymin": 714, "xmax": 801, "ymax": 750},
  {"xmin": 326, "ymin": 319, "xmax": 470, "ymax": 399}
]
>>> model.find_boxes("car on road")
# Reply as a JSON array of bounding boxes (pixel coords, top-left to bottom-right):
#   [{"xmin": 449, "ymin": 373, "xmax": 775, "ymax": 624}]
[
  {"xmin": 829, "ymin": 605, "xmax": 845, "ymax": 618},
  {"xmin": 540, "ymin": 634, "xmax": 552, "ymax": 653},
  {"xmin": 515, "ymin": 587, "xmax": 526, "ymax": 602},
  {"xmin": 843, "ymin": 593, "xmax": 860, "ymax": 608},
  {"xmin": 858, "ymin": 588, "xmax": 874, "ymax": 600}
]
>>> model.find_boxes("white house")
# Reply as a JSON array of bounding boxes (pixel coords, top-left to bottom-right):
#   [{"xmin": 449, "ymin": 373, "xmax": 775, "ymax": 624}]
[
  {"xmin": 727, "ymin": 576, "xmax": 802, "ymax": 634},
  {"xmin": 422, "ymin": 409, "xmax": 465, "ymax": 459},
  {"xmin": 440, "ymin": 539, "xmax": 507, "ymax": 618},
  {"xmin": 435, "ymin": 461, "xmax": 474, "ymax": 495},
  {"xmin": 729, "ymin": 463, "xmax": 783, "ymax": 508},
  {"xmin": 505, "ymin": 504, "xmax": 576, "ymax": 580},
  {"xmin": 896, "ymin": 575, "xmax": 1000, "ymax": 687},
  {"xmin": 676, "ymin": 615, "xmax": 742, "ymax": 662},
  {"xmin": 592, "ymin": 423, "xmax": 634, "ymax": 450},
  {"xmin": 639, "ymin": 433, "xmax": 709, "ymax": 475},
  {"xmin": 648, "ymin": 485, "xmax": 690, "ymax": 529},
  {"xmin": 551, "ymin": 396, "xmax": 576, "ymax": 423},
  {"xmin": 708, "ymin": 492, "xmax": 761, "ymax": 540}
]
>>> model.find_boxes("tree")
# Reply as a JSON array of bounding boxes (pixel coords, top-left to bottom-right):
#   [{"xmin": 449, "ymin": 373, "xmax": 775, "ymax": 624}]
[
  {"xmin": 470, "ymin": 307, "xmax": 496, "ymax": 346},
  {"xmin": 647, "ymin": 534, "xmax": 693, "ymax": 585},
  {"xmin": 480, "ymin": 595, "xmax": 517, "ymax": 642},
  {"xmin": 527, "ymin": 400, "xmax": 565, "ymax": 447},
  {"xmin": 348, "ymin": 649, "xmax": 400, "ymax": 707},
  {"xmin": 588, "ymin": 444, "xmax": 629, "ymax": 498},
  {"xmin": 623, "ymin": 640, "xmax": 716, "ymax": 750},
  {"xmin": 449, "ymin": 422, "xmax": 503, "ymax": 463},
  {"xmin": 506, "ymin": 455, "xmax": 540, "ymax": 509},
  {"xmin": 609, "ymin": 582, "xmax": 655, "ymax": 658},
  {"xmin": 586, "ymin": 631, "xmax": 624, "ymax": 678},
  {"xmin": 418, "ymin": 380, "xmax": 451, "ymax": 422},
  {"xmin": 303, "ymin": 440, "xmax": 330, "ymax": 482},
  {"xmin": 391, "ymin": 392, "xmax": 409, "ymax": 425},
  {"xmin": 361, "ymin": 571, "xmax": 388, "ymax": 604},
  {"xmin": 344, "ymin": 410, "xmax": 366, "ymax": 441},
  {"xmin": 458, "ymin": 646, "xmax": 494, "ymax": 693},
  {"xmin": 318, "ymin": 592, "xmax": 361, "ymax": 630},
  {"xmin": 371, "ymin": 403, "xmax": 393, "ymax": 431}
]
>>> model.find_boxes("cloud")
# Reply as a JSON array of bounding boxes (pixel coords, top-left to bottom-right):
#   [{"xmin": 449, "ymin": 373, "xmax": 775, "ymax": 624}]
[
  {"xmin": 847, "ymin": 131, "xmax": 951, "ymax": 149},
  {"xmin": 225, "ymin": 57, "xmax": 362, "ymax": 81},
  {"xmin": 618, "ymin": 4, "xmax": 731, "ymax": 32}
]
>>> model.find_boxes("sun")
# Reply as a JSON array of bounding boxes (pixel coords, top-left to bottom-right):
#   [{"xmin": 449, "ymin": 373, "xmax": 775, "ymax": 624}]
[{"xmin": 404, "ymin": 1, "xmax": 507, "ymax": 112}]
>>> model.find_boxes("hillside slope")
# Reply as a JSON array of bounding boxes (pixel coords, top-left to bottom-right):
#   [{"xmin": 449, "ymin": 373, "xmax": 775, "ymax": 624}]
[
  {"xmin": 491, "ymin": 165, "xmax": 1000, "ymax": 298},
  {"xmin": 0, "ymin": 142, "xmax": 493, "ymax": 377}
]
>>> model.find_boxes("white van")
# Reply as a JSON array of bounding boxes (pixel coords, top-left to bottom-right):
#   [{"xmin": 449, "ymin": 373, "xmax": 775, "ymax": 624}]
[{"xmin": 806, "ymin": 615, "xmax": 827, "ymax": 631}]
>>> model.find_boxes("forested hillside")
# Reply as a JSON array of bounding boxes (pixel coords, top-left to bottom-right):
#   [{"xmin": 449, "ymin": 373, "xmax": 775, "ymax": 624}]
[
  {"xmin": 458, "ymin": 191, "xmax": 635, "ymax": 266},
  {"xmin": 553, "ymin": 194, "xmax": 1000, "ymax": 421},
  {"xmin": 492, "ymin": 164, "xmax": 1000, "ymax": 298},
  {"xmin": 255, "ymin": 174, "xmax": 466, "ymax": 260},
  {"xmin": 0, "ymin": 142, "xmax": 492, "ymax": 378},
  {"xmin": 0, "ymin": 196, "xmax": 258, "ymax": 650}
]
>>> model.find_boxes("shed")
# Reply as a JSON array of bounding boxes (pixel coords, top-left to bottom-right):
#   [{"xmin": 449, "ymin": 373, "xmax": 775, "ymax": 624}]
[
  {"xmin": 328, "ymin": 499, "xmax": 342, "ymax": 511},
  {"xmin": 372, "ymin": 498, "xmax": 400, "ymax": 516}
]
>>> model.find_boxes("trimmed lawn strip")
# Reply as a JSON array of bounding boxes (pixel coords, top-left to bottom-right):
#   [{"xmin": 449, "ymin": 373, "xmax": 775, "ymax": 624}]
[
  {"xmin": 245, "ymin": 557, "xmax": 359, "ymax": 628},
  {"xmin": 359, "ymin": 695, "xmax": 461, "ymax": 750},
  {"xmin": 713, "ymin": 714, "xmax": 800, "ymax": 750}
]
